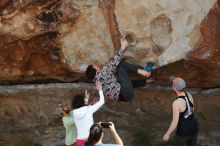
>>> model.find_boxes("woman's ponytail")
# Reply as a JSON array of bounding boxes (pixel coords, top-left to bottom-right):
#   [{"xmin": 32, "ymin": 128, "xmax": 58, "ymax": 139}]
[{"xmin": 85, "ymin": 124, "xmax": 103, "ymax": 146}]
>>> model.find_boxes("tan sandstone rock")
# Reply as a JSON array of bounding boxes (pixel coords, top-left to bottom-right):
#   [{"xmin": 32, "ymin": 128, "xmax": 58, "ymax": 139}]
[{"xmin": 115, "ymin": 0, "xmax": 216, "ymax": 66}]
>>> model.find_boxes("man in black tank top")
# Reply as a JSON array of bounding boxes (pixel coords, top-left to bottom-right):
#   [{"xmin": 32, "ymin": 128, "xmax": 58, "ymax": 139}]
[{"xmin": 163, "ymin": 77, "xmax": 198, "ymax": 146}]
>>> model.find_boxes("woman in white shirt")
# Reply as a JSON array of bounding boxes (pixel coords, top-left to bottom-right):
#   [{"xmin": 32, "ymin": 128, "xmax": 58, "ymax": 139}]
[{"xmin": 72, "ymin": 81, "xmax": 105, "ymax": 146}]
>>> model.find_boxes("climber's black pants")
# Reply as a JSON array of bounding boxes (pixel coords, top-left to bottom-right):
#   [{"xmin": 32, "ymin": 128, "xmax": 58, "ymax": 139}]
[{"xmin": 116, "ymin": 60, "xmax": 146, "ymax": 102}]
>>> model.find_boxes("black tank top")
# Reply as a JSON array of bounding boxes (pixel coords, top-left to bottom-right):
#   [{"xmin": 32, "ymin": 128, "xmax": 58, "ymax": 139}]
[{"xmin": 176, "ymin": 92, "xmax": 198, "ymax": 136}]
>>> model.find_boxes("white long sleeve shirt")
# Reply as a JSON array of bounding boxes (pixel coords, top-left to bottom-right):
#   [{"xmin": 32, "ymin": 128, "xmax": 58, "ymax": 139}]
[{"xmin": 73, "ymin": 90, "xmax": 105, "ymax": 139}]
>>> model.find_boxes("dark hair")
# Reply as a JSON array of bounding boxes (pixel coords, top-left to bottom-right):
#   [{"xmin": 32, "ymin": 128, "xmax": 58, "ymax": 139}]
[
  {"xmin": 85, "ymin": 124, "xmax": 103, "ymax": 146},
  {"xmin": 86, "ymin": 65, "xmax": 97, "ymax": 80},
  {"xmin": 72, "ymin": 94, "xmax": 85, "ymax": 109}
]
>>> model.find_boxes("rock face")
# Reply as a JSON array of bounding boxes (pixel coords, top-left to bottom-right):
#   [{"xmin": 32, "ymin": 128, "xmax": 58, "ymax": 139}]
[
  {"xmin": 154, "ymin": 0, "xmax": 220, "ymax": 88},
  {"xmin": 0, "ymin": 1, "xmax": 220, "ymax": 146},
  {"xmin": 60, "ymin": 2, "xmax": 114, "ymax": 72},
  {"xmin": 0, "ymin": 0, "xmax": 219, "ymax": 87},
  {"xmin": 0, "ymin": 0, "xmax": 81, "ymax": 84},
  {"xmin": 114, "ymin": 0, "xmax": 216, "ymax": 65},
  {"xmin": 0, "ymin": 84, "xmax": 220, "ymax": 146}
]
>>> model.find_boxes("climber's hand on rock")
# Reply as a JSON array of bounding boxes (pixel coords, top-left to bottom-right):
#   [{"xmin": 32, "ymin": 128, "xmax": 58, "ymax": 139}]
[{"xmin": 121, "ymin": 39, "xmax": 128, "ymax": 50}]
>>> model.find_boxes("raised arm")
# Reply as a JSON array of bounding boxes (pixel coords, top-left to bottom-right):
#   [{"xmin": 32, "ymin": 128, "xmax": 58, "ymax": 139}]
[
  {"xmin": 89, "ymin": 81, "xmax": 105, "ymax": 113},
  {"xmin": 163, "ymin": 100, "xmax": 180, "ymax": 141},
  {"xmin": 109, "ymin": 122, "xmax": 123, "ymax": 146},
  {"xmin": 105, "ymin": 39, "xmax": 128, "ymax": 72}
]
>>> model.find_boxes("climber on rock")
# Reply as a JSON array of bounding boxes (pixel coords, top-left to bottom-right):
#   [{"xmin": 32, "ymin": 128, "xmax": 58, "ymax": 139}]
[{"xmin": 86, "ymin": 38, "xmax": 155, "ymax": 102}]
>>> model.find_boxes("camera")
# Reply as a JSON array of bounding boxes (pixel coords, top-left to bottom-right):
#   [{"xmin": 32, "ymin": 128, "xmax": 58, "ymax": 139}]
[{"xmin": 100, "ymin": 122, "xmax": 111, "ymax": 128}]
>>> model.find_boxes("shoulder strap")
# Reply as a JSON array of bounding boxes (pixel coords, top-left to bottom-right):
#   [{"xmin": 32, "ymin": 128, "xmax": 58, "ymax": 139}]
[{"xmin": 184, "ymin": 92, "xmax": 193, "ymax": 118}]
